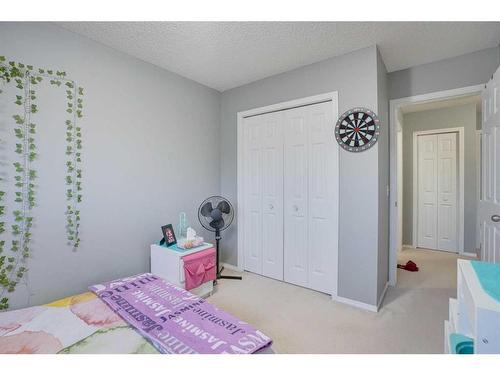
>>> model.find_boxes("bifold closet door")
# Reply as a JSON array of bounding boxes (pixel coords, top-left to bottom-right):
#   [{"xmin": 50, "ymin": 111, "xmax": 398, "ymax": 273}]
[
  {"xmin": 417, "ymin": 133, "xmax": 457, "ymax": 251},
  {"xmin": 242, "ymin": 112, "xmax": 284, "ymax": 280},
  {"xmin": 417, "ymin": 134, "xmax": 439, "ymax": 249},
  {"xmin": 436, "ymin": 133, "xmax": 458, "ymax": 251},
  {"xmin": 284, "ymin": 102, "xmax": 335, "ymax": 293}
]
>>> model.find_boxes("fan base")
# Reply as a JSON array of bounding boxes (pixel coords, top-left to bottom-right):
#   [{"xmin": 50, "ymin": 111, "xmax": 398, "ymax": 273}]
[
  {"xmin": 213, "ymin": 266, "xmax": 242, "ymax": 283},
  {"xmin": 218, "ymin": 275, "xmax": 242, "ymax": 280}
]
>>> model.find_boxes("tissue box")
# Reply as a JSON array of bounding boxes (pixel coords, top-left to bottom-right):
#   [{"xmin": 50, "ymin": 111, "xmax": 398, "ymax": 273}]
[{"xmin": 177, "ymin": 236, "xmax": 204, "ymax": 249}]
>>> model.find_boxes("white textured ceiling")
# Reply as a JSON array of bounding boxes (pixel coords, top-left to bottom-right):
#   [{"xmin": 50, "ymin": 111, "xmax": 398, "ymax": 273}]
[{"xmin": 57, "ymin": 22, "xmax": 500, "ymax": 92}]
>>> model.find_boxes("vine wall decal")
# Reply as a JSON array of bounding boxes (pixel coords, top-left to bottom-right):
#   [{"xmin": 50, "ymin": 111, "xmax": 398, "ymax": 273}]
[{"xmin": 0, "ymin": 56, "xmax": 84, "ymax": 310}]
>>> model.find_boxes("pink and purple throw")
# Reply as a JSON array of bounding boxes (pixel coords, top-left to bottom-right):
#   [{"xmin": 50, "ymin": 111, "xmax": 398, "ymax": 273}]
[{"xmin": 89, "ymin": 273, "xmax": 272, "ymax": 354}]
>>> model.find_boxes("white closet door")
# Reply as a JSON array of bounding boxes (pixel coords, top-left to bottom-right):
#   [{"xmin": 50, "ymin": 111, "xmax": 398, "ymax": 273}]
[
  {"xmin": 284, "ymin": 102, "xmax": 336, "ymax": 292},
  {"xmin": 261, "ymin": 112, "xmax": 284, "ymax": 280},
  {"xmin": 417, "ymin": 134, "xmax": 438, "ymax": 249},
  {"xmin": 437, "ymin": 133, "xmax": 458, "ymax": 251},
  {"xmin": 242, "ymin": 112, "xmax": 284, "ymax": 279},
  {"xmin": 307, "ymin": 102, "xmax": 335, "ymax": 293},
  {"xmin": 417, "ymin": 133, "xmax": 458, "ymax": 252},
  {"xmin": 284, "ymin": 106, "xmax": 309, "ymax": 288},
  {"xmin": 242, "ymin": 98, "xmax": 338, "ymax": 294},
  {"xmin": 243, "ymin": 116, "xmax": 264, "ymax": 274}
]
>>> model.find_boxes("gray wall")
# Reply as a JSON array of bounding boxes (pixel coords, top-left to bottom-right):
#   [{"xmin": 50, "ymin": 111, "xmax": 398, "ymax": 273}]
[
  {"xmin": 220, "ymin": 46, "xmax": 382, "ymax": 305},
  {"xmin": 376, "ymin": 49, "xmax": 389, "ymax": 303},
  {"xmin": 402, "ymin": 104, "xmax": 478, "ymax": 252},
  {"xmin": 389, "ymin": 46, "xmax": 500, "ymax": 100},
  {"xmin": 0, "ymin": 23, "xmax": 221, "ymax": 309}
]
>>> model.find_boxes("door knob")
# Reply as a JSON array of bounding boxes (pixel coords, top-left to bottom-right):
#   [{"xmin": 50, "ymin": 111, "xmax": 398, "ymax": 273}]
[
  {"xmin": 293, "ymin": 205, "xmax": 299, "ymax": 212},
  {"xmin": 492, "ymin": 215, "xmax": 500, "ymax": 223},
  {"xmin": 269, "ymin": 204, "xmax": 274, "ymax": 210}
]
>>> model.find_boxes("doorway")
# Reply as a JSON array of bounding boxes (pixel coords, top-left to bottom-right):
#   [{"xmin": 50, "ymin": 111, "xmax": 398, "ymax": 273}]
[{"xmin": 389, "ymin": 85, "xmax": 483, "ymax": 286}]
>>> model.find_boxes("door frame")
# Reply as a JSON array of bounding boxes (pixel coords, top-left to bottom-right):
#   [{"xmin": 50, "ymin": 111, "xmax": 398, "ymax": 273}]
[
  {"xmin": 389, "ymin": 84, "xmax": 483, "ymax": 286},
  {"xmin": 236, "ymin": 91, "xmax": 339, "ymax": 297},
  {"xmin": 476, "ymin": 130, "xmax": 482, "ymax": 253},
  {"xmin": 412, "ymin": 127, "xmax": 465, "ymax": 251}
]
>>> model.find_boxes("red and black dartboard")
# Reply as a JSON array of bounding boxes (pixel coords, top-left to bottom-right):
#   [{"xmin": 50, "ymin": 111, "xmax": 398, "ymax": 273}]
[{"xmin": 335, "ymin": 108, "xmax": 380, "ymax": 152}]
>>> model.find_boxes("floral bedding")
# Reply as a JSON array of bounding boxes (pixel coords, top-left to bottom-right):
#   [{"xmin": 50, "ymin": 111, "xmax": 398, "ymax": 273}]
[
  {"xmin": 0, "ymin": 291, "xmax": 274, "ymax": 354},
  {"xmin": 0, "ymin": 292, "xmax": 159, "ymax": 353}
]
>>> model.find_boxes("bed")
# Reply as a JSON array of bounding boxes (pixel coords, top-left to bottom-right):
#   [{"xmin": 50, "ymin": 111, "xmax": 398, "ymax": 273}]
[{"xmin": 0, "ymin": 274, "xmax": 274, "ymax": 354}]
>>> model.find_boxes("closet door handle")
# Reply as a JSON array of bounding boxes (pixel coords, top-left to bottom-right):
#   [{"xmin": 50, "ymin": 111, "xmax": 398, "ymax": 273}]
[
  {"xmin": 293, "ymin": 205, "xmax": 299, "ymax": 212},
  {"xmin": 269, "ymin": 204, "xmax": 274, "ymax": 210},
  {"xmin": 492, "ymin": 215, "xmax": 500, "ymax": 223}
]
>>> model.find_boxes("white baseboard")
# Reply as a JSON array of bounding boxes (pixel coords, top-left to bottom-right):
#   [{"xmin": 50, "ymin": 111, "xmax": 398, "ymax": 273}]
[
  {"xmin": 332, "ymin": 295, "xmax": 378, "ymax": 313},
  {"xmin": 462, "ymin": 252, "xmax": 478, "ymax": 258},
  {"xmin": 377, "ymin": 282, "xmax": 389, "ymax": 310},
  {"xmin": 332, "ymin": 283, "xmax": 388, "ymax": 313},
  {"xmin": 221, "ymin": 262, "xmax": 243, "ymax": 272}
]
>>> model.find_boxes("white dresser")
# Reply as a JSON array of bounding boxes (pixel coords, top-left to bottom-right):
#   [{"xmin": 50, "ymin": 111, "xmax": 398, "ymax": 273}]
[
  {"xmin": 444, "ymin": 259, "xmax": 500, "ymax": 354},
  {"xmin": 150, "ymin": 242, "xmax": 214, "ymax": 298}
]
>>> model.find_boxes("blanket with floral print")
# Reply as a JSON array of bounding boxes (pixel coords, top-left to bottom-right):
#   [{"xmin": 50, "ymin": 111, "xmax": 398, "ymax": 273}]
[{"xmin": 0, "ymin": 292, "xmax": 158, "ymax": 354}]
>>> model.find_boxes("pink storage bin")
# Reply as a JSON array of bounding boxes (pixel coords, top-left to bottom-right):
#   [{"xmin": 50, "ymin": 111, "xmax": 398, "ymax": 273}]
[{"xmin": 182, "ymin": 247, "xmax": 216, "ymax": 290}]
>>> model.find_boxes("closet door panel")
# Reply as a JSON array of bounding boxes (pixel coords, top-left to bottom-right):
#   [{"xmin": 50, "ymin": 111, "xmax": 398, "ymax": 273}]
[
  {"xmin": 437, "ymin": 133, "xmax": 458, "ymax": 251},
  {"xmin": 261, "ymin": 113, "xmax": 284, "ymax": 280},
  {"xmin": 307, "ymin": 102, "xmax": 335, "ymax": 293},
  {"xmin": 417, "ymin": 134, "xmax": 438, "ymax": 249},
  {"xmin": 243, "ymin": 117, "xmax": 263, "ymax": 274},
  {"xmin": 284, "ymin": 108, "xmax": 309, "ymax": 288}
]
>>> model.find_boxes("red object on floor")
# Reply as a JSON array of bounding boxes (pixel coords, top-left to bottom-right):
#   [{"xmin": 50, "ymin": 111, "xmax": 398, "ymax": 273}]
[{"xmin": 397, "ymin": 260, "xmax": 419, "ymax": 272}]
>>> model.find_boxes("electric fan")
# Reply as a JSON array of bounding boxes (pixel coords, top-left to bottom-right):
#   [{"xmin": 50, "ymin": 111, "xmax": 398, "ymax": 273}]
[{"xmin": 198, "ymin": 196, "xmax": 242, "ymax": 281}]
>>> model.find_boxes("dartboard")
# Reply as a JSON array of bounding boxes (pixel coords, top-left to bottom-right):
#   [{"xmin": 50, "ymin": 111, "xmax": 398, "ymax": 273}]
[{"xmin": 335, "ymin": 108, "xmax": 380, "ymax": 152}]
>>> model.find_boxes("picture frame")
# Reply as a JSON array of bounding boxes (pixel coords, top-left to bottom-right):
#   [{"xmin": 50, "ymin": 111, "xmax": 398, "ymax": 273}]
[{"xmin": 161, "ymin": 224, "xmax": 177, "ymax": 247}]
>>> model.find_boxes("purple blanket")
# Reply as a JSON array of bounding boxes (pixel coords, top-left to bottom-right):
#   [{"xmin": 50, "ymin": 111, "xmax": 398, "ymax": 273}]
[{"xmin": 89, "ymin": 273, "xmax": 272, "ymax": 354}]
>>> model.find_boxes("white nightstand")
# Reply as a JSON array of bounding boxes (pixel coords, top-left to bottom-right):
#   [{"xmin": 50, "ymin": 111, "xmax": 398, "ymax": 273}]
[{"xmin": 150, "ymin": 242, "xmax": 214, "ymax": 298}]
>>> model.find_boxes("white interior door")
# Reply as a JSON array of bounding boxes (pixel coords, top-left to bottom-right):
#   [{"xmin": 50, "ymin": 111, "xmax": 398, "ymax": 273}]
[
  {"xmin": 241, "ymin": 96, "xmax": 338, "ymax": 295},
  {"xmin": 480, "ymin": 66, "xmax": 500, "ymax": 263},
  {"xmin": 243, "ymin": 116, "xmax": 264, "ymax": 274},
  {"xmin": 437, "ymin": 133, "xmax": 458, "ymax": 251},
  {"xmin": 417, "ymin": 134, "xmax": 438, "ymax": 249},
  {"xmin": 242, "ymin": 112, "xmax": 284, "ymax": 279},
  {"xmin": 283, "ymin": 106, "xmax": 309, "ymax": 288},
  {"xmin": 261, "ymin": 112, "xmax": 284, "ymax": 280},
  {"xmin": 283, "ymin": 102, "xmax": 336, "ymax": 292},
  {"xmin": 417, "ymin": 132, "xmax": 458, "ymax": 251},
  {"xmin": 306, "ymin": 102, "xmax": 336, "ymax": 293}
]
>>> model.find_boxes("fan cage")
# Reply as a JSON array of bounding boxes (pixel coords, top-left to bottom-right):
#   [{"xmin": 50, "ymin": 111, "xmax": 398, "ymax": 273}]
[{"xmin": 198, "ymin": 196, "xmax": 234, "ymax": 232}]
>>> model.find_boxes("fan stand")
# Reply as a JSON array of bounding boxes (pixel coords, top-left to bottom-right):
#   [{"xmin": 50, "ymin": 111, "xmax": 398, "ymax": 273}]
[{"xmin": 214, "ymin": 229, "xmax": 242, "ymax": 282}]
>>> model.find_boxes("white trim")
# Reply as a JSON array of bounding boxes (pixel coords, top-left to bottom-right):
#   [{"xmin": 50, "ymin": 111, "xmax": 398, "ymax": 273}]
[
  {"xmin": 476, "ymin": 130, "xmax": 482, "ymax": 251},
  {"xmin": 237, "ymin": 92, "xmax": 337, "ymax": 118},
  {"xmin": 412, "ymin": 134, "xmax": 418, "ymax": 248},
  {"xmin": 389, "ymin": 84, "xmax": 483, "ymax": 286},
  {"xmin": 236, "ymin": 91, "xmax": 339, "ymax": 297},
  {"xmin": 396, "ymin": 130, "xmax": 403, "ymax": 252},
  {"xmin": 221, "ymin": 262, "xmax": 243, "ymax": 273},
  {"xmin": 462, "ymin": 252, "xmax": 478, "ymax": 258},
  {"xmin": 332, "ymin": 295, "xmax": 378, "ymax": 313},
  {"xmin": 377, "ymin": 282, "xmax": 389, "ymax": 310},
  {"xmin": 411, "ymin": 127, "xmax": 465, "ymax": 253}
]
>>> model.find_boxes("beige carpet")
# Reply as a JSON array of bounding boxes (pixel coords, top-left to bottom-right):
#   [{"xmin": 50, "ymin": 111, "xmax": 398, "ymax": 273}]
[{"xmin": 207, "ymin": 248, "xmax": 470, "ymax": 353}]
